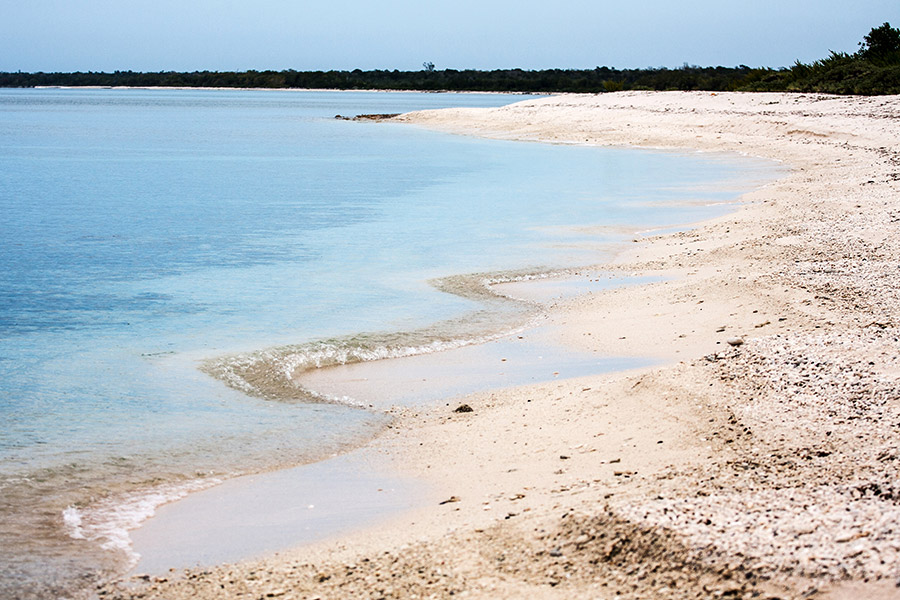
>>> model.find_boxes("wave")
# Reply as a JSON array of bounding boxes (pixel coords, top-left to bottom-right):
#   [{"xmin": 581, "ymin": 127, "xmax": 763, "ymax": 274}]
[
  {"xmin": 201, "ymin": 267, "xmax": 572, "ymax": 405},
  {"xmin": 55, "ymin": 268, "xmax": 594, "ymax": 574},
  {"xmin": 62, "ymin": 477, "xmax": 222, "ymax": 569}
]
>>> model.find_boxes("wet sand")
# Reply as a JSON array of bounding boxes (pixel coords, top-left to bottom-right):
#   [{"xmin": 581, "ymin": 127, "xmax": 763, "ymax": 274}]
[
  {"xmin": 130, "ymin": 452, "xmax": 423, "ymax": 575},
  {"xmin": 131, "ymin": 276, "xmax": 657, "ymax": 574},
  {"xmin": 104, "ymin": 91, "xmax": 900, "ymax": 599}
]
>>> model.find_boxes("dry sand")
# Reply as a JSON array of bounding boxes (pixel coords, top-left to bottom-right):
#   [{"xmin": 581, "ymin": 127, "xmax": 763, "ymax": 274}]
[{"xmin": 103, "ymin": 91, "xmax": 900, "ymax": 600}]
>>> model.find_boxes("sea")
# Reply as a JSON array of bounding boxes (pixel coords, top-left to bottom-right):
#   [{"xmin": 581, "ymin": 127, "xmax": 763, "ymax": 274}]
[{"xmin": 0, "ymin": 88, "xmax": 779, "ymax": 598}]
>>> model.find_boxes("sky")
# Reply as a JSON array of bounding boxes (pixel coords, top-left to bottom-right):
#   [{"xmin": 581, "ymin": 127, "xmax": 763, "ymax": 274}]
[{"xmin": 2, "ymin": 0, "xmax": 899, "ymax": 72}]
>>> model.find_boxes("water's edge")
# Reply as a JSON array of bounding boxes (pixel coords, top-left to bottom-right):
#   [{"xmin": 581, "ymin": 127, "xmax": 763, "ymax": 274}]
[
  {"xmin": 89, "ymin": 265, "xmax": 608, "ymax": 578},
  {"xmin": 106, "ymin": 157, "xmax": 783, "ymax": 585},
  {"xmin": 50, "ymin": 140, "xmax": 782, "ymax": 594},
  {"xmin": 115, "ymin": 263, "xmax": 687, "ymax": 576}
]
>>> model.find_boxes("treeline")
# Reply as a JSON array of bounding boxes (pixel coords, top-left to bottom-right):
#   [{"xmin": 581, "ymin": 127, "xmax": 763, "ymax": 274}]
[
  {"xmin": 0, "ymin": 65, "xmax": 770, "ymax": 93},
  {"xmin": 2, "ymin": 23, "xmax": 897, "ymax": 95}
]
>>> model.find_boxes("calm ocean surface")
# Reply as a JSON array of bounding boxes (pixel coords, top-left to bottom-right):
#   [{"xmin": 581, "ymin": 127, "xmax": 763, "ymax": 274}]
[{"xmin": 0, "ymin": 88, "xmax": 778, "ymax": 597}]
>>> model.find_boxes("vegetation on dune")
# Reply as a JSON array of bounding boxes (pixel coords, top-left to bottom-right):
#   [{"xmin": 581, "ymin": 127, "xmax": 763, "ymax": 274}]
[
  {"xmin": 2, "ymin": 23, "xmax": 898, "ymax": 95},
  {"xmin": 748, "ymin": 22, "xmax": 900, "ymax": 95}
]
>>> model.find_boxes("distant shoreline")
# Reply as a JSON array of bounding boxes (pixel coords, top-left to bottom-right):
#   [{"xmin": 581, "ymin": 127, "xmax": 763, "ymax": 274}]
[
  {"xmin": 18, "ymin": 85, "xmax": 542, "ymax": 95},
  {"xmin": 4, "ymin": 43, "xmax": 898, "ymax": 95}
]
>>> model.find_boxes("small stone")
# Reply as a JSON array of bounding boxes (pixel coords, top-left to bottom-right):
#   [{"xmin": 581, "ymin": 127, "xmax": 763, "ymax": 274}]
[
  {"xmin": 726, "ymin": 337, "xmax": 744, "ymax": 347},
  {"xmin": 454, "ymin": 404, "xmax": 473, "ymax": 413},
  {"xmin": 439, "ymin": 495, "xmax": 461, "ymax": 505}
]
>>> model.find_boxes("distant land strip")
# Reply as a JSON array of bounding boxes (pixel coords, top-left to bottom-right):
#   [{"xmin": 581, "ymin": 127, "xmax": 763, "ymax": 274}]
[
  {"xmin": 1, "ymin": 58, "xmax": 898, "ymax": 96},
  {"xmin": 3, "ymin": 24, "xmax": 899, "ymax": 96}
]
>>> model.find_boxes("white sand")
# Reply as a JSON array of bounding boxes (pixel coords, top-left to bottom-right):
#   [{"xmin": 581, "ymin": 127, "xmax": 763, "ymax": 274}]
[{"xmin": 105, "ymin": 91, "xmax": 900, "ymax": 600}]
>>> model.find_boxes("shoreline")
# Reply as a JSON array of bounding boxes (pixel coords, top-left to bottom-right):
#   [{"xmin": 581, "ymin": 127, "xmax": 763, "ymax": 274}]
[
  {"xmin": 105, "ymin": 91, "xmax": 900, "ymax": 599},
  {"xmin": 20, "ymin": 86, "xmax": 541, "ymax": 95},
  {"xmin": 125, "ymin": 272, "xmax": 668, "ymax": 575}
]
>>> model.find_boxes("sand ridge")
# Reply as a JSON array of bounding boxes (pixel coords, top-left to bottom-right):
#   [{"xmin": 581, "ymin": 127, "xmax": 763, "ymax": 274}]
[{"xmin": 103, "ymin": 91, "xmax": 900, "ymax": 599}]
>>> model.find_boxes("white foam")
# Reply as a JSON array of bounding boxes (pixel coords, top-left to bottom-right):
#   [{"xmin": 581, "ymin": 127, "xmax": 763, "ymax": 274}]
[
  {"xmin": 204, "ymin": 319, "xmax": 539, "ymax": 407},
  {"xmin": 200, "ymin": 266, "xmax": 567, "ymax": 404},
  {"xmin": 62, "ymin": 478, "xmax": 221, "ymax": 568},
  {"xmin": 62, "ymin": 505, "xmax": 85, "ymax": 540}
]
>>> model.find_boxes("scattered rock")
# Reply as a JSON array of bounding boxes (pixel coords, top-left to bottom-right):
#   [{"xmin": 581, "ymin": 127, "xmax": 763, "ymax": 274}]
[
  {"xmin": 336, "ymin": 113, "xmax": 399, "ymax": 121},
  {"xmin": 726, "ymin": 337, "xmax": 744, "ymax": 347},
  {"xmin": 352, "ymin": 113, "xmax": 400, "ymax": 121},
  {"xmin": 453, "ymin": 404, "xmax": 474, "ymax": 413}
]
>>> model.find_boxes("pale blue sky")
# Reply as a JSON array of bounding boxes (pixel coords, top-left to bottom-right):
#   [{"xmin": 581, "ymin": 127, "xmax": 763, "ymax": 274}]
[{"xmin": 2, "ymin": 0, "xmax": 898, "ymax": 72}]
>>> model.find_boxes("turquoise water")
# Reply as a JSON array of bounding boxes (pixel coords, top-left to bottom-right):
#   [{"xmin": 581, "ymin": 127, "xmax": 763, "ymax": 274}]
[{"xmin": 0, "ymin": 88, "xmax": 777, "ymax": 597}]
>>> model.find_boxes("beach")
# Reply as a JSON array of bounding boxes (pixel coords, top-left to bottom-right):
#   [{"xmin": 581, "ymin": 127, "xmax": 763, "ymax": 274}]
[{"xmin": 103, "ymin": 91, "xmax": 900, "ymax": 599}]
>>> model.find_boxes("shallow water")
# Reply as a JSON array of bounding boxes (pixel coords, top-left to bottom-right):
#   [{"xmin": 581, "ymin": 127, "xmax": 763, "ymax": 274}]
[
  {"xmin": 131, "ymin": 450, "xmax": 422, "ymax": 575},
  {"xmin": 0, "ymin": 88, "xmax": 779, "ymax": 597}
]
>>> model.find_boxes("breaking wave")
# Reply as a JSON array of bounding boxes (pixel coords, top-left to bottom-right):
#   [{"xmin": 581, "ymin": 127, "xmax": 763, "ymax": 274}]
[{"xmin": 202, "ymin": 268, "xmax": 571, "ymax": 405}]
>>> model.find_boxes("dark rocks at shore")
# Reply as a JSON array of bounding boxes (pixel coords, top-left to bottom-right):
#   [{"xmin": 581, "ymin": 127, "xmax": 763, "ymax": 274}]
[{"xmin": 334, "ymin": 113, "xmax": 401, "ymax": 121}]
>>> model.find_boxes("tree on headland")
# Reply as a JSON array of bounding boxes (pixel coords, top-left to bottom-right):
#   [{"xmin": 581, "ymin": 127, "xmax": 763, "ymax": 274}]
[
  {"xmin": 776, "ymin": 22, "xmax": 900, "ymax": 94},
  {"xmin": 423, "ymin": 61, "xmax": 435, "ymax": 72},
  {"xmin": 858, "ymin": 22, "xmax": 900, "ymax": 64}
]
